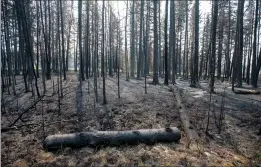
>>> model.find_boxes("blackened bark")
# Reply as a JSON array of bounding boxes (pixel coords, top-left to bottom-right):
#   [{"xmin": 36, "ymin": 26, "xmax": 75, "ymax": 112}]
[
  {"xmin": 251, "ymin": 0, "xmax": 259, "ymax": 87},
  {"xmin": 164, "ymin": 0, "xmax": 169, "ymax": 85},
  {"xmin": 102, "ymin": 0, "xmax": 107, "ymax": 104},
  {"xmin": 209, "ymin": 0, "xmax": 218, "ymax": 92},
  {"xmin": 153, "ymin": 0, "xmax": 159, "ymax": 84}
]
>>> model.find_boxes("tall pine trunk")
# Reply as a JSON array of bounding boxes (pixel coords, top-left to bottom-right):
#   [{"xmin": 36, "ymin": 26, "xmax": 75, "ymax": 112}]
[
  {"xmin": 153, "ymin": 0, "xmax": 159, "ymax": 84},
  {"xmin": 130, "ymin": 0, "xmax": 135, "ymax": 78},
  {"xmin": 164, "ymin": 0, "xmax": 169, "ymax": 85},
  {"xmin": 137, "ymin": 1, "xmax": 144, "ymax": 79},
  {"xmin": 209, "ymin": 0, "xmax": 218, "ymax": 92},
  {"xmin": 251, "ymin": 0, "xmax": 259, "ymax": 87},
  {"xmin": 170, "ymin": 0, "xmax": 176, "ymax": 84},
  {"xmin": 102, "ymin": 0, "xmax": 107, "ymax": 104}
]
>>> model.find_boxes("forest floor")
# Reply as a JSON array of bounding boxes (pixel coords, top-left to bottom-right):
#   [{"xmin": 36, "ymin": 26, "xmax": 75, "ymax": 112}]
[{"xmin": 1, "ymin": 72, "xmax": 261, "ymax": 166}]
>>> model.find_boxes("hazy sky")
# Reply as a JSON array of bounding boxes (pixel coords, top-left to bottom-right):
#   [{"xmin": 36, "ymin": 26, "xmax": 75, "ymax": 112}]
[
  {"xmin": 110, "ymin": 1, "xmax": 212, "ymax": 25},
  {"xmin": 69, "ymin": 1, "xmax": 212, "ymax": 68},
  {"xmin": 106, "ymin": 1, "xmax": 212, "ymax": 35}
]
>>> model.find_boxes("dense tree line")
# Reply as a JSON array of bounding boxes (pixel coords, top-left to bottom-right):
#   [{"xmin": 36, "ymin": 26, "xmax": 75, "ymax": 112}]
[{"xmin": 1, "ymin": 0, "xmax": 261, "ymax": 102}]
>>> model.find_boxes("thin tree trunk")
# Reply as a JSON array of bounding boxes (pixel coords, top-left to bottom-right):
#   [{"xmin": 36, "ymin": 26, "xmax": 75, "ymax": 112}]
[
  {"xmin": 170, "ymin": 0, "xmax": 176, "ymax": 84},
  {"xmin": 225, "ymin": 0, "xmax": 231, "ymax": 79},
  {"xmin": 159, "ymin": 2, "xmax": 162, "ymax": 78},
  {"xmin": 199, "ymin": 17, "xmax": 206, "ymax": 79},
  {"xmin": 47, "ymin": 0, "xmax": 52, "ymax": 80},
  {"xmin": 94, "ymin": 0, "xmax": 98, "ymax": 101},
  {"xmin": 217, "ymin": 4, "xmax": 224, "ymax": 80},
  {"xmin": 66, "ymin": 1, "xmax": 74, "ymax": 72},
  {"xmin": 102, "ymin": 0, "xmax": 107, "ymax": 104},
  {"xmin": 144, "ymin": 1, "xmax": 150, "ymax": 94},
  {"xmin": 153, "ymin": 0, "xmax": 159, "ymax": 84},
  {"xmin": 130, "ymin": 0, "xmax": 135, "ymax": 78},
  {"xmin": 191, "ymin": 0, "xmax": 199, "ymax": 87},
  {"xmin": 57, "ymin": 0, "xmax": 63, "ymax": 97},
  {"xmin": 60, "ymin": 0, "xmax": 67, "ymax": 80},
  {"xmin": 251, "ymin": 0, "xmax": 259, "ymax": 87},
  {"xmin": 36, "ymin": 1, "xmax": 40, "ymax": 78},
  {"xmin": 209, "ymin": 0, "xmax": 218, "ymax": 92},
  {"xmin": 85, "ymin": 1, "xmax": 89, "ymax": 79},
  {"xmin": 125, "ymin": 0, "xmax": 129, "ymax": 81},
  {"xmin": 164, "ymin": 0, "xmax": 169, "ymax": 85}
]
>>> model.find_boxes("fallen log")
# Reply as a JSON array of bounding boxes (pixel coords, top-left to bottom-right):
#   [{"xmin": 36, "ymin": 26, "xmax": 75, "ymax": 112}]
[
  {"xmin": 44, "ymin": 127, "xmax": 181, "ymax": 150},
  {"xmin": 169, "ymin": 85, "xmax": 199, "ymax": 149},
  {"xmin": 234, "ymin": 88, "xmax": 260, "ymax": 94}
]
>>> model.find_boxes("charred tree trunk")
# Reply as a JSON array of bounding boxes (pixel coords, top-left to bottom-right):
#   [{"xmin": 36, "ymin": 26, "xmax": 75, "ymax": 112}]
[
  {"xmin": 137, "ymin": 1, "xmax": 144, "ymax": 79},
  {"xmin": 152, "ymin": 0, "xmax": 159, "ymax": 84},
  {"xmin": 217, "ymin": 4, "xmax": 224, "ymax": 80},
  {"xmin": 251, "ymin": 0, "xmax": 259, "ymax": 87},
  {"xmin": 191, "ymin": 0, "xmax": 199, "ymax": 87},
  {"xmin": 164, "ymin": 0, "xmax": 169, "ymax": 85},
  {"xmin": 130, "ymin": 0, "xmax": 135, "ymax": 78},
  {"xmin": 60, "ymin": 0, "xmax": 66, "ymax": 80},
  {"xmin": 125, "ymin": 0, "xmax": 129, "ymax": 81},
  {"xmin": 209, "ymin": 0, "xmax": 218, "ymax": 93},
  {"xmin": 102, "ymin": 0, "xmax": 107, "ymax": 104},
  {"xmin": 170, "ymin": 0, "xmax": 176, "ymax": 84},
  {"xmin": 15, "ymin": 0, "xmax": 40, "ymax": 97}
]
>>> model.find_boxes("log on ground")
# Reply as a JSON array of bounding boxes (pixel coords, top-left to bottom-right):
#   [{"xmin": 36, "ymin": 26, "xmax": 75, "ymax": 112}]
[
  {"xmin": 44, "ymin": 127, "xmax": 181, "ymax": 150},
  {"xmin": 234, "ymin": 88, "xmax": 260, "ymax": 94},
  {"xmin": 169, "ymin": 85, "xmax": 199, "ymax": 148}
]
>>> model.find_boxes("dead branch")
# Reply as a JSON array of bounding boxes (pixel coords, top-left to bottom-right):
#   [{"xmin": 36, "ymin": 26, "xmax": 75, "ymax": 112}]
[{"xmin": 8, "ymin": 95, "xmax": 45, "ymax": 127}]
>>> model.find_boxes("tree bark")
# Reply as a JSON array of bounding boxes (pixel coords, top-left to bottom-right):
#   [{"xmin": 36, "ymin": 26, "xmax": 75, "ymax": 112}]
[
  {"xmin": 164, "ymin": 0, "xmax": 169, "ymax": 85},
  {"xmin": 217, "ymin": 3, "xmax": 224, "ymax": 80},
  {"xmin": 246, "ymin": 8, "xmax": 255, "ymax": 84},
  {"xmin": 170, "ymin": 0, "xmax": 176, "ymax": 84},
  {"xmin": 199, "ymin": 17, "xmax": 206, "ymax": 79},
  {"xmin": 102, "ymin": 0, "xmax": 107, "ymax": 104},
  {"xmin": 78, "ymin": 0, "xmax": 83, "ymax": 84},
  {"xmin": 191, "ymin": 0, "xmax": 199, "ymax": 87},
  {"xmin": 137, "ymin": 1, "xmax": 144, "ymax": 79},
  {"xmin": 44, "ymin": 127, "xmax": 181, "ymax": 150},
  {"xmin": 233, "ymin": 0, "xmax": 245, "ymax": 89},
  {"xmin": 59, "ymin": 0, "xmax": 66, "ymax": 80},
  {"xmin": 158, "ymin": 2, "xmax": 162, "ymax": 78},
  {"xmin": 152, "ymin": 0, "xmax": 159, "ymax": 84},
  {"xmin": 225, "ymin": 0, "xmax": 231, "ymax": 79},
  {"xmin": 36, "ymin": 1, "xmax": 40, "ymax": 78},
  {"xmin": 125, "ymin": 0, "xmax": 129, "ymax": 81},
  {"xmin": 251, "ymin": 0, "xmax": 259, "ymax": 87},
  {"xmin": 209, "ymin": 0, "xmax": 218, "ymax": 93},
  {"xmin": 130, "ymin": 0, "xmax": 135, "ymax": 78},
  {"xmin": 66, "ymin": 1, "xmax": 74, "ymax": 72}
]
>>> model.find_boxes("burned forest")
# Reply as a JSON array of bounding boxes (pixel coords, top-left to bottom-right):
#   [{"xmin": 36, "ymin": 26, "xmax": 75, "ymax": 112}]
[{"xmin": 1, "ymin": 0, "xmax": 261, "ymax": 166}]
